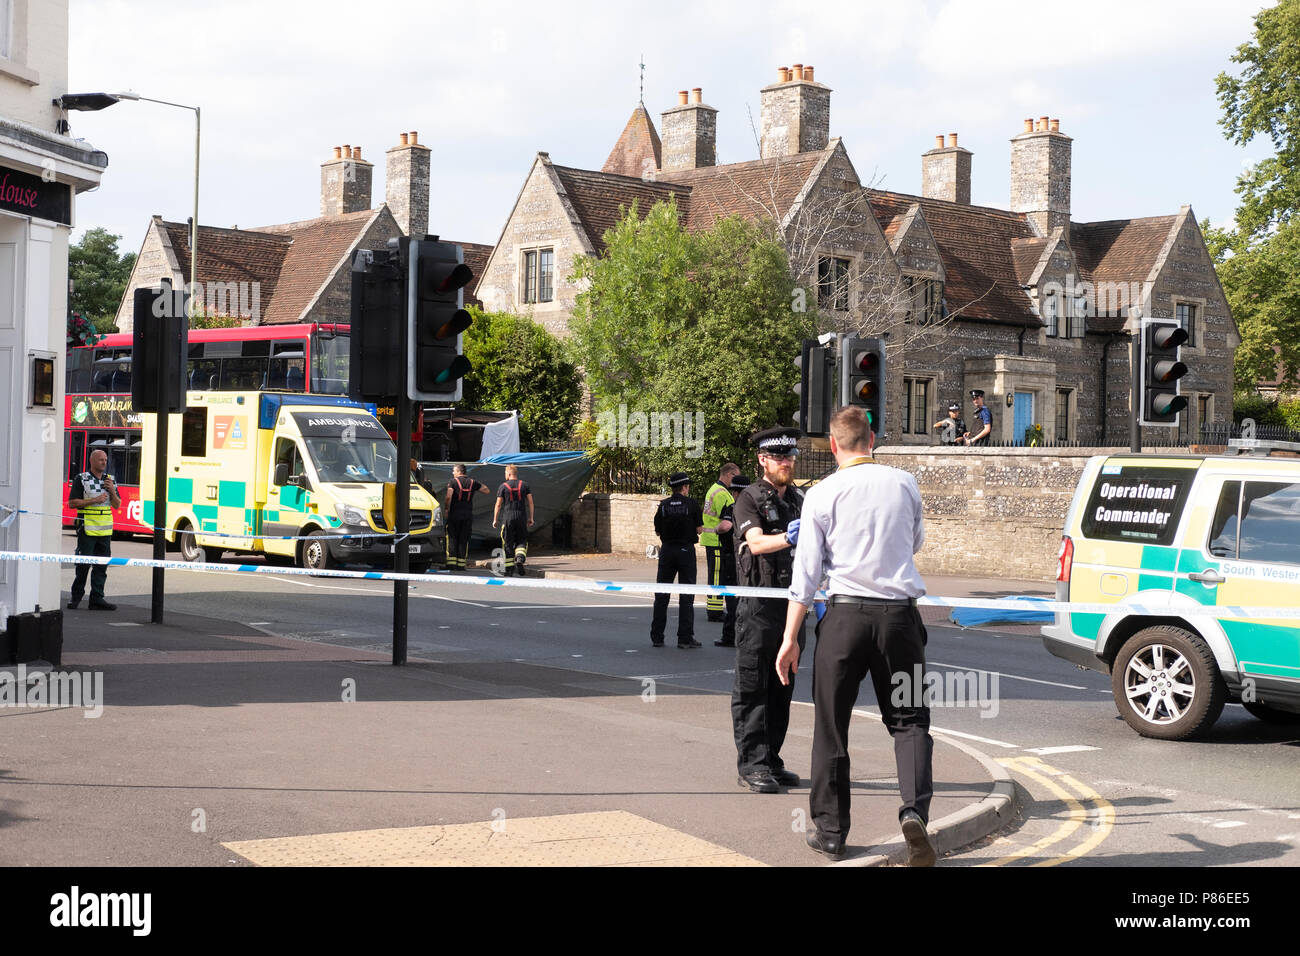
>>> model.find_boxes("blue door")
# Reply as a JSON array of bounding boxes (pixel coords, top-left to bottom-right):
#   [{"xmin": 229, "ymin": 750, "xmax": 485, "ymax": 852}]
[{"xmin": 1013, "ymin": 391, "xmax": 1035, "ymax": 445}]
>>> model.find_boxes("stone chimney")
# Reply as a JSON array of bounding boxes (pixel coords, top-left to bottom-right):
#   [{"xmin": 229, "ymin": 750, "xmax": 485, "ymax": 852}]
[
  {"xmin": 760, "ymin": 65, "xmax": 831, "ymax": 160},
  {"xmin": 320, "ymin": 144, "xmax": 373, "ymax": 217},
  {"xmin": 386, "ymin": 130, "xmax": 431, "ymax": 238},
  {"xmin": 922, "ymin": 132, "xmax": 972, "ymax": 204},
  {"xmin": 1010, "ymin": 117, "xmax": 1072, "ymax": 239},
  {"xmin": 660, "ymin": 87, "xmax": 718, "ymax": 171}
]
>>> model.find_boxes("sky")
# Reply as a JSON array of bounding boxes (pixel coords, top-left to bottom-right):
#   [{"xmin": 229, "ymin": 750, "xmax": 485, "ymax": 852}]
[{"xmin": 66, "ymin": 0, "xmax": 1275, "ymax": 254}]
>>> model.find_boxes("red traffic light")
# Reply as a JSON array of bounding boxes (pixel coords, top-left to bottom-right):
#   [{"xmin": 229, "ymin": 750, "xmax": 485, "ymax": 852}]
[
  {"xmin": 854, "ymin": 350, "xmax": 878, "ymax": 373},
  {"xmin": 1151, "ymin": 326, "xmax": 1188, "ymax": 350}
]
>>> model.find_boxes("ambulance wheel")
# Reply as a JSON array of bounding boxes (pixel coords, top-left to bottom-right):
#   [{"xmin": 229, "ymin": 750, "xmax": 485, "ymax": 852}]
[
  {"xmin": 1112, "ymin": 626, "xmax": 1225, "ymax": 740},
  {"xmin": 300, "ymin": 530, "xmax": 334, "ymax": 573},
  {"xmin": 177, "ymin": 521, "xmax": 219, "ymax": 564},
  {"xmin": 1242, "ymin": 701, "xmax": 1300, "ymax": 724}
]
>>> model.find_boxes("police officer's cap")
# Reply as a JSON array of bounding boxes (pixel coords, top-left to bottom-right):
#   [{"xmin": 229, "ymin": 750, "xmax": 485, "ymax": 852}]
[
  {"xmin": 731, "ymin": 474, "xmax": 751, "ymax": 490},
  {"xmin": 750, "ymin": 426, "xmax": 802, "ymax": 456},
  {"xmin": 668, "ymin": 471, "xmax": 691, "ymax": 487},
  {"xmin": 970, "ymin": 389, "xmax": 985, "ymax": 400},
  {"xmin": 948, "ymin": 402, "xmax": 960, "ymax": 411}
]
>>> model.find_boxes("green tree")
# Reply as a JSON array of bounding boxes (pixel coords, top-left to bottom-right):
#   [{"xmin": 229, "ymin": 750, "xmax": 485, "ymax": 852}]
[
  {"xmin": 69, "ymin": 227, "xmax": 136, "ymax": 332},
  {"xmin": 1211, "ymin": 0, "xmax": 1300, "ymax": 389},
  {"xmin": 569, "ymin": 198, "xmax": 816, "ymax": 484},
  {"xmin": 461, "ymin": 306, "xmax": 582, "ymax": 450}
]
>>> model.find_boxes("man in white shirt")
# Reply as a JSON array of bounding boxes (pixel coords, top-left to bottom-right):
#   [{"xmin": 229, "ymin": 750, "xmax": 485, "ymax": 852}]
[{"xmin": 775, "ymin": 406, "xmax": 936, "ymax": 865}]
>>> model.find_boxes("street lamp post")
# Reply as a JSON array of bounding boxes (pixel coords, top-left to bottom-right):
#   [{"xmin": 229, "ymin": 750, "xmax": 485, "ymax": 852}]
[{"xmin": 55, "ymin": 91, "xmax": 201, "ymax": 311}]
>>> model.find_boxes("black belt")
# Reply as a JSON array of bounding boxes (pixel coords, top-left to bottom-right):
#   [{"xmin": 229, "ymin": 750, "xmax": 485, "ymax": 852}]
[{"xmin": 828, "ymin": 595, "xmax": 916, "ymax": 608}]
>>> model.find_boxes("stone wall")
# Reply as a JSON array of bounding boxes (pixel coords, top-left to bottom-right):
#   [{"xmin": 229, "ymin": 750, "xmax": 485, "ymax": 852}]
[{"xmin": 566, "ymin": 448, "xmax": 1130, "ymax": 582}]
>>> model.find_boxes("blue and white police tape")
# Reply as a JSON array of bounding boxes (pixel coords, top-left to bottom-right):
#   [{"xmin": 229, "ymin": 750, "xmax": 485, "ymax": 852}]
[
  {"xmin": 4, "ymin": 550, "xmax": 1300, "ymax": 621},
  {"xmin": 0, "ymin": 502, "xmax": 415, "ymax": 542}
]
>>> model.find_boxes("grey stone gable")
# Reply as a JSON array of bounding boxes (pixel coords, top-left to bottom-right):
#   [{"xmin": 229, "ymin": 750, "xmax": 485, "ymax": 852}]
[{"xmin": 886, "ymin": 204, "xmax": 946, "ymax": 282}]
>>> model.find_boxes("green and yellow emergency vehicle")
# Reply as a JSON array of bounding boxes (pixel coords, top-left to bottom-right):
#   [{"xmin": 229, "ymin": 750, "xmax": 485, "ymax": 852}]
[
  {"xmin": 1043, "ymin": 447, "xmax": 1300, "ymax": 739},
  {"xmin": 140, "ymin": 391, "xmax": 443, "ymax": 572}
]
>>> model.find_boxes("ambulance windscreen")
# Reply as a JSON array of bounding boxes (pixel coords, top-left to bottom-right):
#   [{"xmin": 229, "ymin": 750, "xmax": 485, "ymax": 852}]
[{"xmin": 292, "ymin": 412, "xmax": 396, "ymax": 484}]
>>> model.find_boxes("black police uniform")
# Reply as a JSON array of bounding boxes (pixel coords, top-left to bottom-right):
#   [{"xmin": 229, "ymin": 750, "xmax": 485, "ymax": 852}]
[
  {"xmin": 650, "ymin": 486, "xmax": 703, "ymax": 647},
  {"xmin": 445, "ymin": 475, "xmax": 483, "ymax": 570},
  {"xmin": 731, "ymin": 478, "xmax": 805, "ymax": 778},
  {"xmin": 497, "ymin": 478, "xmax": 531, "ymax": 576}
]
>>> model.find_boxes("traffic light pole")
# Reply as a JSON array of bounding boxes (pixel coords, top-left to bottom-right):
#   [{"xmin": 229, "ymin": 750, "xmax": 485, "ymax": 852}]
[
  {"xmin": 392, "ymin": 312, "xmax": 411, "ymax": 667},
  {"xmin": 151, "ymin": 353, "xmax": 168, "ymax": 625},
  {"xmin": 1130, "ymin": 332, "xmax": 1141, "ymax": 453}
]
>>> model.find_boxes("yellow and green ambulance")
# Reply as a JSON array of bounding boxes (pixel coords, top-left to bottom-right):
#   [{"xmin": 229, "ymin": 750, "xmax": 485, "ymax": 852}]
[
  {"xmin": 140, "ymin": 391, "xmax": 442, "ymax": 572},
  {"xmin": 1043, "ymin": 449, "xmax": 1300, "ymax": 739}
]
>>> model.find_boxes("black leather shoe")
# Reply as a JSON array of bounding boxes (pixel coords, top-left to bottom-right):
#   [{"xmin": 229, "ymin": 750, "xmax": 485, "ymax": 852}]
[
  {"xmin": 88, "ymin": 600, "xmax": 117, "ymax": 611},
  {"xmin": 651, "ymin": 639, "xmax": 665, "ymax": 647},
  {"xmin": 772, "ymin": 768, "xmax": 801, "ymax": 787},
  {"xmin": 901, "ymin": 809, "xmax": 936, "ymax": 867},
  {"xmin": 806, "ymin": 830, "xmax": 845, "ymax": 857},
  {"xmin": 738, "ymin": 771, "xmax": 779, "ymax": 794},
  {"xmin": 677, "ymin": 639, "xmax": 702, "ymax": 649},
  {"xmin": 714, "ymin": 639, "xmax": 735, "ymax": 647},
  {"xmin": 706, "ymin": 612, "xmax": 725, "ymax": 623},
  {"xmin": 67, "ymin": 599, "xmax": 80, "ymax": 610}
]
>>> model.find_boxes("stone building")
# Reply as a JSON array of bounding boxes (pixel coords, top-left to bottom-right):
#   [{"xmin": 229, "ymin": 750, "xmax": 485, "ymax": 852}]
[
  {"xmin": 480, "ymin": 66, "xmax": 1237, "ymax": 446},
  {"xmin": 115, "ymin": 133, "xmax": 491, "ymax": 331}
]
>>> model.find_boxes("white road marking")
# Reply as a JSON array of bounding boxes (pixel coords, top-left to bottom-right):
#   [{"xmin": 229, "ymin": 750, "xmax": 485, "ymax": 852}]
[
  {"xmin": 488, "ymin": 604, "xmax": 651, "ymax": 610},
  {"xmin": 927, "ymin": 660, "xmax": 1088, "ymax": 690},
  {"xmin": 1212, "ymin": 821, "xmax": 1247, "ymax": 829},
  {"xmin": 107, "ymin": 622, "xmax": 141, "ymax": 627},
  {"xmin": 790, "ymin": 701, "xmax": 1021, "ymax": 749},
  {"xmin": 1023, "ymin": 745, "xmax": 1101, "ymax": 755},
  {"xmin": 274, "ymin": 576, "xmax": 490, "ymax": 607}
]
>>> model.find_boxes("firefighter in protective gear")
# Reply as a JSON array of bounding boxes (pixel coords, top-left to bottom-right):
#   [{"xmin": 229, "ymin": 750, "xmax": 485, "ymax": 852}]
[
  {"xmin": 492, "ymin": 464, "xmax": 534, "ymax": 577},
  {"xmin": 700, "ymin": 462, "xmax": 740, "ymax": 643},
  {"xmin": 444, "ymin": 463, "xmax": 489, "ymax": 570},
  {"xmin": 730, "ymin": 427, "xmax": 804, "ymax": 793},
  {"xmin": 67, "ymin": 447, "xmax": 121, "ymax": 610}
]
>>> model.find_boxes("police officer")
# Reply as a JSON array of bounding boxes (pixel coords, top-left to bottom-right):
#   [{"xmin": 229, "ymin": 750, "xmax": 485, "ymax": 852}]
[
  {"xmin": 492, "ymin": 464, "xmax": 535, "ymax": 576},
  {"xmin": 650, "ymin": 472, "xmax": 704, "ymax": 648},
  {"xmin": 444, "ymin": 464, "xmax": 489, "ymax": 570},
  {"xmin": 966, "ymin": 389, "xmax": 993, "ymax": 446},
  {"xmin": 67, "ymin": 447, "xmax": 120, "ymax": 610},
  {"xmin": 731, "ymin": 427, "xmax": 805, "ymax": 793},
  {"xmin": 700, "ymin": 462, "xmax": 739, "ymax": 628},
  {"xmin": 933, "ymin": 402, "xmax": 967, "ymax": 445}
]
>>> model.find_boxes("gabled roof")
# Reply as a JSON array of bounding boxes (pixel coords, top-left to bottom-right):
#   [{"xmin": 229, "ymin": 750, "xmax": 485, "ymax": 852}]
[
  {"xmin": 1070, "ymin": 215, "xmax": 1180, "ymax": 333},
  {"xmin": 551, "ymin": 164, "xmax": 692, "ymax": 254},
  {"xmin": 602, "ymin": 103, "xmax": 662, "ymax": 179},
  {"xmin": 1010, "ymin": 237, "xmax": 1050, "ymax": 286},
  {"xmin": 456, "ymin": 241, "xmax": 493, "ymax": 308},
  {"xmin": 869, "ymin": 191, "xmax": 1040, "ymax": 326},
  {"xmin": 252, "ymin": 208, "xmax": 384, "ymax": 324},
  {"xmin": 659, "ymin": 150, "xmax": 830, "ymax": 232},
  {"xmin": 161, "ymin": 221, "xmax": 292, "ymax": 311}
]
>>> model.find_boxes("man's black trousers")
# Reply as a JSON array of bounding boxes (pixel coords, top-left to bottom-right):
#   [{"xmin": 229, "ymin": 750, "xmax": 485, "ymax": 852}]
[
  {"xmin": 500, "ymin": 514, "xmax": 528, "ymax": 573},
  {"xmin": 704, "ymin": 544, "xmax": 738, "ymax": 640},
  {"xmin": 446, "ymin": 516, "xmax": 472, "ymax": 569},
  {"xmin": 650, "ymin": 543, "xmax": 696, "ymax": 643},
  {"xmin": 810, "ymin": 601, "xmax": 934, "ymax": 840},
  {"xmin": 731, "ymin": 598, "xmax": 803, "ymax": 775},
  {"xmin": 70, "ymin": 531, "xmax": 111, "ymax": 602}
]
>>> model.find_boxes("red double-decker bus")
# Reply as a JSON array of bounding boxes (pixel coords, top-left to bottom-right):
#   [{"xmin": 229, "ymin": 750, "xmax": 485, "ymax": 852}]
[{"xmin": 63, "ymin": 323, "xmax": 350, "ymax": 534}]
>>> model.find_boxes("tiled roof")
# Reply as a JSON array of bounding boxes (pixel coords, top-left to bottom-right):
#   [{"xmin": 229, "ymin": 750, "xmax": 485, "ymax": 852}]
[
  {"xmin": 869, "ymin": 191, "xmax": 1039, "ymax": 326},
  {"xmin": 551, "ymin": 165, "xmax": 692, "ymax": 254},
  {"xmin": 455, "ymin": 240, "xmax": 493, "ymax": 308},
  {"xmin": 1070, "ymin": 216, "xmax": 1178, "ymax": 332},
  {"xmin": 253, "ymin": 208, "xmax": 379, "ymax": 324},
  {"xmin": 1010, "ymin": 237, "xmax": 1050, "ymax": 285},
  {"xmin": 659, "ymin": 151, "xmax": 828, "ymax": 232},
  {"xmin": 602, "ymin": 104, "xmax": 662, "ymax": 179},
  {"xmin": 162, "ymin": 222, "xmax": 291, "ymax": 313}
]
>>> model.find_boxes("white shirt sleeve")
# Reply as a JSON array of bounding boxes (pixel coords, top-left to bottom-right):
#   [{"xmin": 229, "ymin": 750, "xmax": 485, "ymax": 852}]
[
  {"xmin": 909, "ymin": 475, "xmax": 925, "ymax": 554},
  {"xmin": 788, "ymin": 491, "xmax": 826, "ymax": 607}
]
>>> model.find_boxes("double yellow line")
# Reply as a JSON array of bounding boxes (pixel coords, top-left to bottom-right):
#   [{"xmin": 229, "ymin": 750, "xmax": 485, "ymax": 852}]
[{"xmin": 979, "ymin": 756, "xmax": 1115, "ymax": 867}]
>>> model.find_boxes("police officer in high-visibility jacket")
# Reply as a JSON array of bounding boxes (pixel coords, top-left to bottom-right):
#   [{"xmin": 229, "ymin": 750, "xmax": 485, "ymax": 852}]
[
  {"xmin": 492, "ymin": 464, "xmax": 535, "ymax": 577},
  {"xmin": 700, "ymin": 463, "xmax": 741, "ymax": 644},
  {"xmin": 67, "ymin": 447, "xmax": 120, "ymax": 610}
]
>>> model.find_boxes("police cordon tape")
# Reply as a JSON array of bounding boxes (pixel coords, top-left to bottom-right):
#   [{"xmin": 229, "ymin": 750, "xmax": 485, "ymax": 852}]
[
  {"xmin": 0, "ymin": 502, "xmax": 412, "ymax": 542},
  {"xmin": 4, "ymin": 550, "xmax": 1300, "ymax": 620}
]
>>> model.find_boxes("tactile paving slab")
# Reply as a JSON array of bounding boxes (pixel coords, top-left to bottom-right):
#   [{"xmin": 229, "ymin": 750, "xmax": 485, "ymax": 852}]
[{"xmin": 224, "ymin": 810, "xmax": 764, "ymax": 867}]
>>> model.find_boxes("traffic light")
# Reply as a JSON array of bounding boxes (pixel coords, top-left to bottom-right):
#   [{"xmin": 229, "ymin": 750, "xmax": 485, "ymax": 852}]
[
  {"xmin": 840, "ymin": 336, "xmax": 885, "ymax": 434},
  {"xmin": 409, "ymin": 238, "xmax": 474, "ymax": 402},
  {"xmin": 131, "ymin": 281, "xmax": 188, "ymax": 413},
  {"xmin": 792, "ymin": 338, "xmax": 834, "ymax": 437},
  {"xmin": 348, "ymin": 248, "xmax": 405, "ymax": 403},
  {"xmin": 1140, "ymin": 319, "xmax": 1188, "ymax": 426}
]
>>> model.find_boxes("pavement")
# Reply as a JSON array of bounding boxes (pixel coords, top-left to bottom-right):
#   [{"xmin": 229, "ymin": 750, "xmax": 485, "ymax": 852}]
[{"xmin": 0, "ymin": 547, "xmax": 1051, "ymax": 867}]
